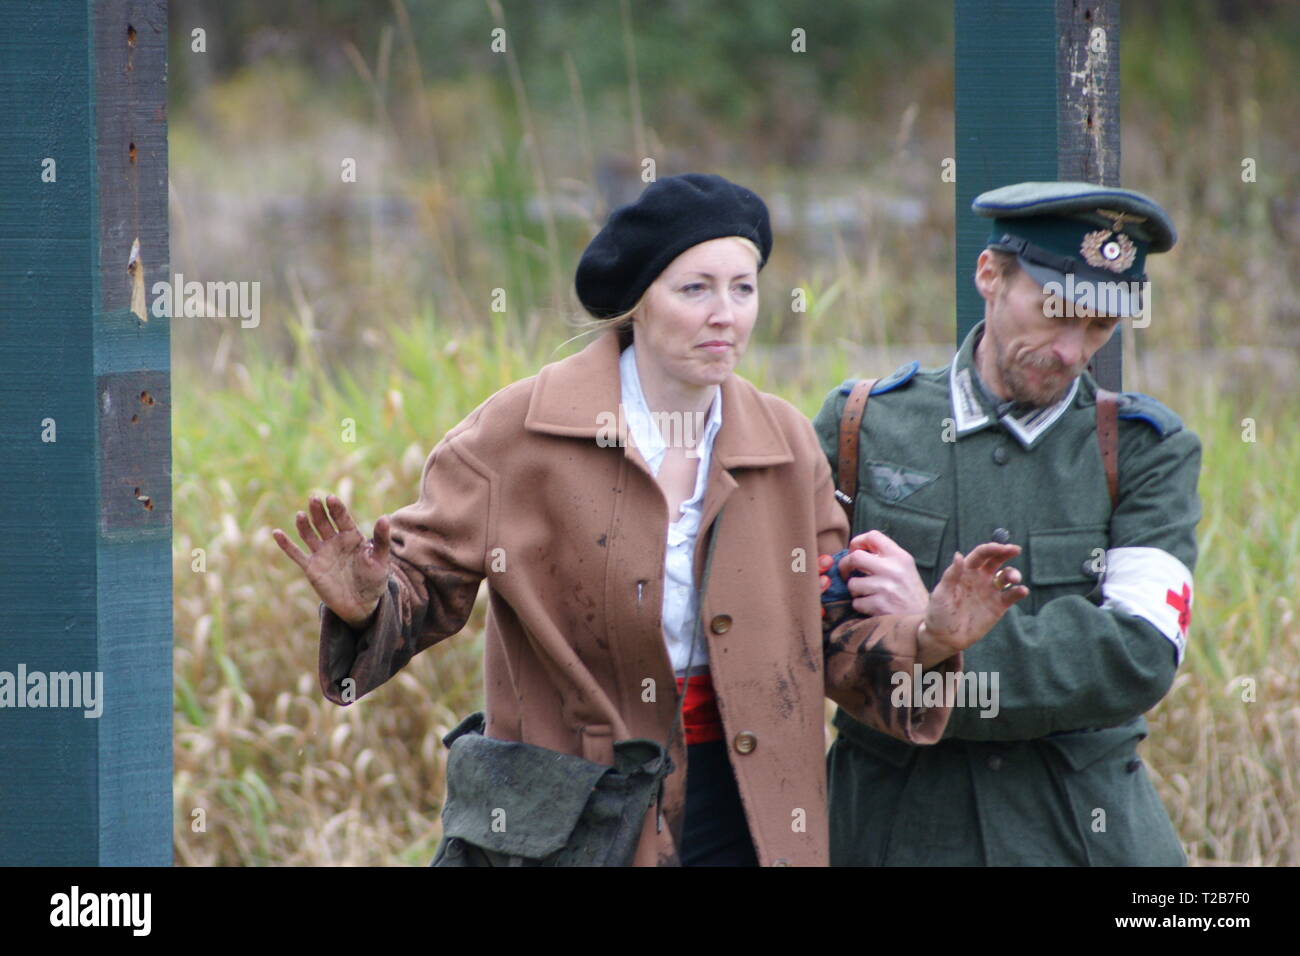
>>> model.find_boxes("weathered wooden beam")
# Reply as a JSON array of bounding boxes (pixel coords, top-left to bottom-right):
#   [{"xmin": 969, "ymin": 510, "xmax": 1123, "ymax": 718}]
[
  {"xmin": 955, "ymin": 0, "xmax": 1122, "ymax": 390},
  {"xmin": 0, "ymin": 0, "xmax": 171, "ymax": 865}
]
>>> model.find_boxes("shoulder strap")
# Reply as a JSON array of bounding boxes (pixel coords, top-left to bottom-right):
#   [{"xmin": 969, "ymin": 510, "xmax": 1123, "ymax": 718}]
[
  {"xmin": 836, "ymin": 379, "xmax": 877, "ymax": 523},
  {"xmin": 1095, "ymin": 388, "xmax": 1119, "ymax": 509}
]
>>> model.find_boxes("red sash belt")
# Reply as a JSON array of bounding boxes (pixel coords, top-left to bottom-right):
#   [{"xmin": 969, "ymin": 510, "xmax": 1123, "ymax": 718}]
[{"xmin": 675, "ymin": 671, "xmax": 724, "ymax": 745}]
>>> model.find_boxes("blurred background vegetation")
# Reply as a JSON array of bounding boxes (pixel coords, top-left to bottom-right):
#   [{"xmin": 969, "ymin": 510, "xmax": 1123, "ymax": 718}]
[{"xmin": 167, "ymin": 0, "xmax": 1300, "ymax": 865}]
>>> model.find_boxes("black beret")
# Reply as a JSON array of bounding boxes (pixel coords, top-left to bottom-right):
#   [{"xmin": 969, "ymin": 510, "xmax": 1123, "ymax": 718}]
[{"xmin": 574, "ymin": 172, "xmax": 773, "ymax": 318}]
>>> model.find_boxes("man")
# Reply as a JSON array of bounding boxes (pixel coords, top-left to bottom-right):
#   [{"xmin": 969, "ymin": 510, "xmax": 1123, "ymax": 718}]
[{"xmin": 813, "ymin": 182, "xmax": 1201, "ymax": 865}]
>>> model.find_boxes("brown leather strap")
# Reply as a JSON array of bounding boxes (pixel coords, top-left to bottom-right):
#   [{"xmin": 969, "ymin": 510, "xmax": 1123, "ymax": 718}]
[
  {"xmin": 1096, "ymin": 388, "xmax": 1119, "ymax": 509},
  {"xmin": 836, "ymin": 379, "xmax": 877, "ymax": 523}
]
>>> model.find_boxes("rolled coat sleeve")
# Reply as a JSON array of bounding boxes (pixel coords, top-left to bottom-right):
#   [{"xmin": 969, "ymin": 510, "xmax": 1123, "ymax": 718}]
[
  {"xmin": 319, "ymin": 414, "xmax": 491, "ymax": 706},
  {"xmin": 800, "ymin": 409, "xmax": 962, "ymax": 744}
]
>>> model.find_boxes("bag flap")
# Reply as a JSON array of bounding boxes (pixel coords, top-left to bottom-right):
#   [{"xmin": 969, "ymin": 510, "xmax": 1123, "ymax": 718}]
[
  {"xmin": 441, "ymin": 710, "xmax": 486, "ymax": 749},
  {"xmin": 441, "ymin": 733, "xmax": 612, "ymax": 859},
  {"xmin": 611, "ymin": 738, "xmax": 670, "ymax": 778}
]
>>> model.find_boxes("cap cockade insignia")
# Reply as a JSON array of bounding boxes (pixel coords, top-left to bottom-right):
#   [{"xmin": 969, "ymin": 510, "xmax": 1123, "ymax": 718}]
[{"xmin": 1081, "ymin": 228, "xmax": 1137, "ymax": 272}]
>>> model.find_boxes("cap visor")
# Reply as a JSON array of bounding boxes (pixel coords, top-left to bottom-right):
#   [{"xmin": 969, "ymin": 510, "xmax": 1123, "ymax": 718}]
[{"xmin": 1019, "ymin": 259, "xmax": 1140, "ymax": 318}]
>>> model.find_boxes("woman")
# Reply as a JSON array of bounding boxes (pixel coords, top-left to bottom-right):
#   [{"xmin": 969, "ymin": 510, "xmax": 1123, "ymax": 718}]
[{"xmin": 273, "ymin": 173, "xmax": 1027, "ymax": 866}]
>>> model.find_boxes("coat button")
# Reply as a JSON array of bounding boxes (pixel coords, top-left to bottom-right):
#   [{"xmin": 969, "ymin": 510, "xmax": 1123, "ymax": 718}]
[
  {"xmin": 1081, "ymin": 559, "xmax": 1100, "ymax": 578},
  {"xmin": 1125, "ymin": 758, "xmax": 1143, "ymax": 773},
  {"xmin": 710, "ymin": 614, "xmax": 733, "ymax": 635},
  {"xmin": 733, "ymin": 731, "xmax": 758, "ymax": 754},
  {"xmin": 446, "ymin": 838, "xmax": 463, "ymax": 857},
  {"xmin": 987, "ymin": 754, "xmax": 1004, "ymax": 771},
  {"xmin": 992, "ymin": 446, "xmax": 1010, "ymax": 465},
  {"xmin": 991, "ymin": 527, "xmax": 1011, "ymax": 544}
]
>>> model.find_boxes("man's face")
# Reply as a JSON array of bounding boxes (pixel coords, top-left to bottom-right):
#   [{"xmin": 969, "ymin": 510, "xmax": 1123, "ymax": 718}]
[{"xmin": 976, "ymin": 251, "xmax": 1122, "ymax": 407}]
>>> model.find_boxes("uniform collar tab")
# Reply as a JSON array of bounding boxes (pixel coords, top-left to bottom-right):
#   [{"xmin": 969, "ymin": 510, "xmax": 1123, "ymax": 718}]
[{"xmin": 949, "ymin": 319, "xmax": 1080, "ymax": 449}]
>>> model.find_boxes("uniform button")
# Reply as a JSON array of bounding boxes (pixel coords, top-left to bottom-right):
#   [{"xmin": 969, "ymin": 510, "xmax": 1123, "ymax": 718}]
[
  {"xmin": 447, "ymin": 838, "xmax": 463, "ymax": 857},
  {"xmin": 733, "ymin": 731, "xmax": 758, "ymax": 754},
  {"xmin": 992, "ymin": 446, "xmax": 1010, "ymax": 465},
  {"xmin": 987, "ymin": 754, "xmax": 1004, "ymax": 771},
  {"xmin": 771, "ymin": 858, "xmax": 792, "ymax": 867},
  {"xmin": 991, "ymin": 527, "xmax": 1011, "ymax": 544},
  {"xmin": 1125, "ymin": 758, "xmax": 1143, "ymax": 773},
  {"xmin": 1081, "ymin": 559, "xmax": 1100, "ymax": 578},
  {"xmin": 710, "ymin": 614, "xmax": 733, "ymax": 635}
]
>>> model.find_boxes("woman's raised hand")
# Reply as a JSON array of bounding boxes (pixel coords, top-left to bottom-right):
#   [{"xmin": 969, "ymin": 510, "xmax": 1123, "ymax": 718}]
[
  {"xmin": 918, "ymin": 543, "xmax": 1029, "ymax": 666},
  {"xmin": 273, "ymin": 494, "xmax": 393, "ymax": 629}
]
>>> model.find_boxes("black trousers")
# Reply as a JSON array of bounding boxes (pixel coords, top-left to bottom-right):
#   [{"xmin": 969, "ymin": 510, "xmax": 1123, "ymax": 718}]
[{"xmin": 680, "ymin": 739, "xmax": 758, "ymax": 867}]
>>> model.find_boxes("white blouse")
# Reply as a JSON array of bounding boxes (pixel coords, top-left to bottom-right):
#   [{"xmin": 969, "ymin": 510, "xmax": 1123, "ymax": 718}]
[{"xmin": 618, "ymin": 343, "xmax": 723, "ymax": 677}]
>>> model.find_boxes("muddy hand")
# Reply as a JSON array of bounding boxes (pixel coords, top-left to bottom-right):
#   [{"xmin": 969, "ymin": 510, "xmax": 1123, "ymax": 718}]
[
  {"xmin": 273, "ymin": 493, "xmax": 391, "ymax": 629},
  {"xmin": 919, "ymin": 542, "xmax": 1029, "ymax": 663}
]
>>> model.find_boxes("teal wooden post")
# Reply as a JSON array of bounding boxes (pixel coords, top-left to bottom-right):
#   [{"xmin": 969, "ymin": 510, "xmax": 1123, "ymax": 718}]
[
  {"xmin": 955, "ymin": 0, "xmax": 1122, "ymax": 390},
  {"xmin": 0, "ymin": 0, "xmax": 171, "ymax": 864}
]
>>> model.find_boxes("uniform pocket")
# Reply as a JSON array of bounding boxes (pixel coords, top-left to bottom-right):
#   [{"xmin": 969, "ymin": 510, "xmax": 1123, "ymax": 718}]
[
  {"xmin": 1041, "ymin": 720, "xmax": 1185, "ymax": 865},
  {"xmin": 1028, "ymin": 525, "xmax": 1108, "ymax": 613},
  {"xmin": 1028, "ymin": 526, "xmax": 1108, "ymax": 586},
  {"xmin": 1042, "ymin": 722, "xmax": 1142, "ymax": 770},
  {"xmin": 860, "ymin": 503, "xmax": 950, "ymax": 581}
]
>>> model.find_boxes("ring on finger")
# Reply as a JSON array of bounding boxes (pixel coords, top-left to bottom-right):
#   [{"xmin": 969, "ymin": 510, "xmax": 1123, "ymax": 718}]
[{"xmin": 993, "ymin": 567, "xmax": 1016, "ymax": 591}]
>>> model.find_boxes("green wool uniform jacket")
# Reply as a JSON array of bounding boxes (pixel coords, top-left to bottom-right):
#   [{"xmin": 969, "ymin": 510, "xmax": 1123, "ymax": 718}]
[{"xmin": 813, "ymin": 320, "xmax": 1202, "ymax": 866}]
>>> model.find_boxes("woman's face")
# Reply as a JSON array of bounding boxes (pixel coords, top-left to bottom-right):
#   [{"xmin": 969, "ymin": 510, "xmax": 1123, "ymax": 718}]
[{"xmin": 633, "ymin": 237, "xmax": 760, "ymax": 390}]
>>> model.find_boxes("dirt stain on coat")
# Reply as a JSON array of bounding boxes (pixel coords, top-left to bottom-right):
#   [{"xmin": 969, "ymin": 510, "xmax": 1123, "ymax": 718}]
[{"xmin": 772, "ymin": 670, "xmax": 796, "ymax": 720}]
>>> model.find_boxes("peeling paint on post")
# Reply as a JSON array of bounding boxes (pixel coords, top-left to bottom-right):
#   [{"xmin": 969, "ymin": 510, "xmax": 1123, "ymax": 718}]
[
  {"xmin": 1058, "ymin": 1, "xmax": 1120, "ymax": 186},
  {"xmin": 955, "ymin": 0, "xmax": 1123, "ymax": 390},
  {"xmin": 0, "ymin": 0, "xmax": 171, "ymax": 864}
]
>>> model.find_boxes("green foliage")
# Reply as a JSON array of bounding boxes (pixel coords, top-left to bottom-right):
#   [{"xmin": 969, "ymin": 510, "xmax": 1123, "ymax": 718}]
[{"xmin": 172, "ymin": 0, "xmax": 951, "ymax": 123}]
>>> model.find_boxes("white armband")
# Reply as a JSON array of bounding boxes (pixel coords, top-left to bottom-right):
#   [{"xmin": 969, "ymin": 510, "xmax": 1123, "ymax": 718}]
[{"xmin": 1099, "ymin": 546, "xmax": 1193, "ymax": 666}]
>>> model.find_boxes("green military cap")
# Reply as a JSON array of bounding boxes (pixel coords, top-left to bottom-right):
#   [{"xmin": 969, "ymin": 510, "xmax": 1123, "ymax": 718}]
[{"xmin": 971, "ymin": 182, "xmax": 1177, "ymax": 318}]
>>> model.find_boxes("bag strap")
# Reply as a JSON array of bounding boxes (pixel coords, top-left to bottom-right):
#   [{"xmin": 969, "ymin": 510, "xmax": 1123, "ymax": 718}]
[
  {"xmin": 1095, "ymin": 388, "xmax": 1119, "ymax": 509},
  {"xmin": 835, "ymin": 379, "xmax": 877, "ymax": 523}
]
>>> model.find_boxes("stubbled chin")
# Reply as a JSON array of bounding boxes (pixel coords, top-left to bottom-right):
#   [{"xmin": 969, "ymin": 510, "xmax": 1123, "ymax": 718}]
[
  {"xmin": 1007, "ymin": 372, "xmax": 1069, "ymax": 407},
  {"xmin": 1024, "ymin": 383, "xmax": 1070, "ymax": 406}
]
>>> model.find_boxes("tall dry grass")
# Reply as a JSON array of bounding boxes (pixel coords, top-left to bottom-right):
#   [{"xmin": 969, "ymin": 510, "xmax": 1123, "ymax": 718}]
[{"xmin": 170, "ymin": 3, "xmax": 1299, "ymax": 864}]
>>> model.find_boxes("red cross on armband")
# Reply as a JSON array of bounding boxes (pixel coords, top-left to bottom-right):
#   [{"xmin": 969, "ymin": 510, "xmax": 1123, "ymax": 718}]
[
  {"xmin": 1097, "ymin": 546, "xmax": 1195, "ymax": 666},
  {"xmin": 1165, "ymin": 583, "xmax": 1191, "ymax": 637}
]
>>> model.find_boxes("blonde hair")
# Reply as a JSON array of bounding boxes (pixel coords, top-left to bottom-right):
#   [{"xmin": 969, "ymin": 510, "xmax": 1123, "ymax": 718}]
[{"xmin": 558, "ymin": 235, "xmax": 763, "ymax": 353}]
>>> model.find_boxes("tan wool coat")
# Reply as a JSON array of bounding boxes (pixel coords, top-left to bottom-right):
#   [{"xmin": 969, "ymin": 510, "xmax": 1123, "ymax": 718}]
[{"xmin": 317, "ymin": 325, "xmax": 960, "ymax": 866}]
